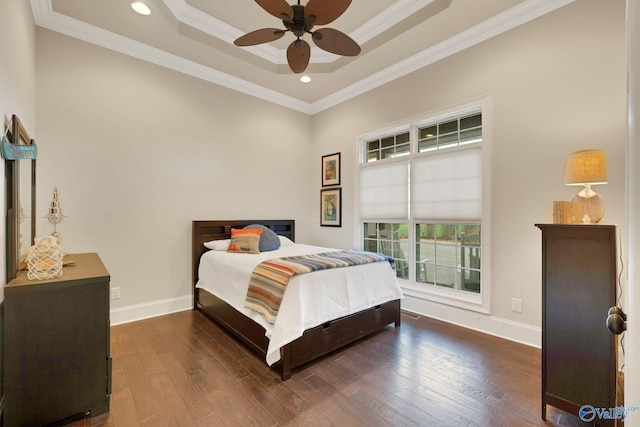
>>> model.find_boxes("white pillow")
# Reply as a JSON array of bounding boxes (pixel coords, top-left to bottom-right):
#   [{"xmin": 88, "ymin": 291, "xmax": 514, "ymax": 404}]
[
  {"xmin": 204, "ymin": 239, "xmax": 230, "ymax": 251},
  {"xmin": 278, "ymin": 235, "xmax": 295, "ymax": 246},
  {"xmin": 206, "ymin": 236, "xmax": 293, "ymax": 250}
]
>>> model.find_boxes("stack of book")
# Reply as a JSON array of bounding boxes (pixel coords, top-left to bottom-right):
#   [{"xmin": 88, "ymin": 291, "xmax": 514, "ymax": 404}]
[{"xmin": 553, "ymin": 201, "xmax": 582, "ymax": 224}]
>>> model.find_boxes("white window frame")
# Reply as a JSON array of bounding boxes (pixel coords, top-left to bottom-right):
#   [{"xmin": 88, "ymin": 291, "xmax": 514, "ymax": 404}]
[{"xmin": 355, "ymin": 97, "xmax": 492, "ymax": 314}]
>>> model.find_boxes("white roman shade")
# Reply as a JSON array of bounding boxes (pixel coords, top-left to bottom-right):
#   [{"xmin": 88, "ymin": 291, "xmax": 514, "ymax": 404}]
[
  {"xmin": 359, "ymin": 160, "xmax": 408, "ymax": 220},
  {"xmin": 412, "ymin": 147, "xmax": 482, "ymax": 221}
]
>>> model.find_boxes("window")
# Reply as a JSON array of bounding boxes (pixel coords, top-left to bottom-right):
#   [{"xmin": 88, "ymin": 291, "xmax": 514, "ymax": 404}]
[
  {"xmin": 365, "ymin": 131, "xmax": 410, "ymax": 162},
  {"xmin": 358, "ymin": 104, "xmax": 486, "ymax": 309},
  {"xmin": 417, "ymin": 112, "xmax": 482, "ymax": 152},
  {"xmin": 363, "ymin": 222, "xmax": 409, "ymax": 279},
  {"xmin": 416, "ymin": 223, "xmax": 480, "ymax": 293}
]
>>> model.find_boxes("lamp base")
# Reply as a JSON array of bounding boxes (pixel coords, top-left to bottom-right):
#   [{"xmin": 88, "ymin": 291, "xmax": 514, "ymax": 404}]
[{"xmin": 572, "ymin": 185, "xmax": 604, "ymax": 223}]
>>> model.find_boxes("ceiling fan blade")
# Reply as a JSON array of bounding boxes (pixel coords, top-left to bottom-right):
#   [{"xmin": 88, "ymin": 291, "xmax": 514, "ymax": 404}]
[
  {"xmin": 305, "ymin": 0, "xmax": 351, "ymax": 25},
  {"xmin": 312, "ymin": 28, "xmax": 361, "ymax": 56},
  {"xmin": 255, "ymin": 0, "xmax": 294, "ymax": 21},
  {"xmin": 234, "ymin": 28, "xmax": 286, "ymax": 46},
  {"xmin": 286, "ymin": 39, "xmax": 311, "ymax": 73}
]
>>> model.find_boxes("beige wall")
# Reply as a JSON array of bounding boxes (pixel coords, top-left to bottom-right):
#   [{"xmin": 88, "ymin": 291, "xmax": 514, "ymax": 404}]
[
  {"xmin": 35, "ymin": 30, "xmax": 314, "ymax": 321},
  {"xmin": 310, "ymin": 0, "xmax": 626, "ymax": 333},
  {"xmin": 32, "ymin": 0, "xmax": 626, "ymax": 338},
  {"xmin": 0, "ymin": 0, "xmax": 37, "ymax": 296},
  {"xmin": 0, "ymin": 0, "xmax": 36, "ymax": 411}
]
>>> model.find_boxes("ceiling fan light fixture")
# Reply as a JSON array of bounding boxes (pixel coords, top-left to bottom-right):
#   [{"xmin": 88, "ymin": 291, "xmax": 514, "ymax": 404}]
[
  {"xmin": 236, "ymin": 0, "xmax": 360, "ymax": 74},
  {"xmin": 131, "ymin": 2, "xmax": 151, "ymax": 16},
  {"xmin": 300, "ymin": 75, "xmax": 311, "ymax": 83}
]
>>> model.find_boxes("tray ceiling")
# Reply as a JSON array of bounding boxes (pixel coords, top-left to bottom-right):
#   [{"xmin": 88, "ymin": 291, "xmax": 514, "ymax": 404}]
[{"xmin": 32, "ymin": 0, "xmax": 575, "ymax": 113}]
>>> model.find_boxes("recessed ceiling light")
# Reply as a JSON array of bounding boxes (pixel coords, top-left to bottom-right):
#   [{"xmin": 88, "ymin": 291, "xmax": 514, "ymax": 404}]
[
  {"xmin": 300, "ymin": 76, "xmax": 312, "ymax": 83},
  {"xmin": 131, "ymin": 2, "xmax": 151, "ymax": 16}
]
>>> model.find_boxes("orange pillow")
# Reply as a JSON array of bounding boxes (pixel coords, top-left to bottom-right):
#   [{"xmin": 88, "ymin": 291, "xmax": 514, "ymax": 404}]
[{"xmin": 227, "ymin": 228, "xmax": 263, "ymax": 254}]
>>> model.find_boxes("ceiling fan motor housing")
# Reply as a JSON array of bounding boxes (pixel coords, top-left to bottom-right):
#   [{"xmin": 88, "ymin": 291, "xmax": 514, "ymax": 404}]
[{"xmin": 284, "ymin": 5, "xmax": 315, "ymax": 37}]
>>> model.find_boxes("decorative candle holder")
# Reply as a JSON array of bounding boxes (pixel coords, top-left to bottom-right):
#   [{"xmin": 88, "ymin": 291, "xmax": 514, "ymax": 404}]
[{"xmin": 45, "ymin": 187, "xmax": 64, "ymax": 244}]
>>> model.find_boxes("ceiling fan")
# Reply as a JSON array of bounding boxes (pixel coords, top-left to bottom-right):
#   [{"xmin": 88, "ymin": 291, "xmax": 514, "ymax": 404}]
[{"xmin": 234, "ymin": 0, "xmax": 361, "ymax": 73}]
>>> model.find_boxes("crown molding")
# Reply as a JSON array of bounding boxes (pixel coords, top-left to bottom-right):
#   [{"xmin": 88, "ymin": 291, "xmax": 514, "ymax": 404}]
[
  {"xmin": 162, "ymin": 0, "xmax": 441, "ymax": 65},
  {"xmin": 310, "ymin": 0, "xmax": 576, "ymax": 114},
  {"xmin": 30, "ymin": 0, "xmax": 52, "ymax": 23},
  {"xmin": 162, "ymin": 0, "xmax": 285, "ymax": 64},
  {"xmin": 32, "ymin": 0, "xmax": 575, "ymax": 115},
  {"xmin": 31, "ymin": 0, "xmax": 313, "ymax": 113},
  {"xmin": 351, "ymin": 0, "xmax": 441, "ymax": 42}
]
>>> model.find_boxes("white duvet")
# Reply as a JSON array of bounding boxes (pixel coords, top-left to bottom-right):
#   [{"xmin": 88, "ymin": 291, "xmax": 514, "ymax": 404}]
[{"xmin": 195, "ymin": 243, "xmax": 403, "ymax": 366}]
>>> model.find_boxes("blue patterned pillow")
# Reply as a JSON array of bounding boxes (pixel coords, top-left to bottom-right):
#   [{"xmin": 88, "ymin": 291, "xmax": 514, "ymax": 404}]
[{"xmin": 244, "ymin": 224, "xmax": 281, "ymax": 252}]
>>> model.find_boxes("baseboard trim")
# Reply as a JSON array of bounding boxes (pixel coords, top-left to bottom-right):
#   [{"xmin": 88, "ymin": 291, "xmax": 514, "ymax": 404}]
[
  {"xmin": 401, "ymin": 293, "xmax": 542, "ymax": 348},
  {"xmin": 110, "ymin": 295, "xmax": 192, "ymax": 326},
  {"xmin": 109, "ymin": 293, "xmax": 541, "ymax": 348}
]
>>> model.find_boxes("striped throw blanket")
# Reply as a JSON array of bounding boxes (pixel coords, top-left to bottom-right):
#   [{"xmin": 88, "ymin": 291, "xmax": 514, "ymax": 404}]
[{"xmin": 245, "ymin": 250, "xmax": 392, "ymax": 323}]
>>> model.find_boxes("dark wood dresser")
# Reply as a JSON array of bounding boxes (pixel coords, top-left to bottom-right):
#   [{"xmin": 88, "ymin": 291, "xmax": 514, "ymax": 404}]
[
  {"xmin": 4, "ymin": 252, "xmax": 111, "ymax": 426},
  {"xmin": 536, "ymin": 224, "xmax": 618, "ymax": 426}
]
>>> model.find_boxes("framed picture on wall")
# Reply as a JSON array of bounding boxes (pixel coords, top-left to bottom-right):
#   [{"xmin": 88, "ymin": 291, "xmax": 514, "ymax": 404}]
[
  {"xmin": 321, "ymin": 152, "xmax": 340, "ymax": 187},
  {"xmin": 320, "ymin": 188, "xmax": 341, "ymax": 227}
]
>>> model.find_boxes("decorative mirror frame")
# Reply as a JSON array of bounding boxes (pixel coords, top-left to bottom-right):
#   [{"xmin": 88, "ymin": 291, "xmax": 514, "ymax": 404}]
[{"xmin": 4, "ymin": 114, "xmax": 36, "ymax": 282}]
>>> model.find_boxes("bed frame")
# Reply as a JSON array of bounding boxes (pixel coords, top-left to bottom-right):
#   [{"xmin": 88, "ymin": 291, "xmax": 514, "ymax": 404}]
[{"xmin": 192, "ymin": 219, "xmax": 401, "ymax": 380}]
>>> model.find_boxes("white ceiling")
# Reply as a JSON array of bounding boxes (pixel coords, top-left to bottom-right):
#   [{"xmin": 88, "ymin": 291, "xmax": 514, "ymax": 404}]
[{"xmin": 31, "ymin": 0, "xmax": 575, "ymax": 114}]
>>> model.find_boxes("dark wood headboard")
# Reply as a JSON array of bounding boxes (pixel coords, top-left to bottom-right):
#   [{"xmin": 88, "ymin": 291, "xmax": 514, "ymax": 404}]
[{"xmin": 192, "ymin": 219, "xmax": 295, "ymax": 287}]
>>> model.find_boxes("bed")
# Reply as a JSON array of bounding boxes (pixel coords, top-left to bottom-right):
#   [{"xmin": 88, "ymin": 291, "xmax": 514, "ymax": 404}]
[{"xmin": 192, "ymin": 219, "xmax": 402, "ymax": 380}]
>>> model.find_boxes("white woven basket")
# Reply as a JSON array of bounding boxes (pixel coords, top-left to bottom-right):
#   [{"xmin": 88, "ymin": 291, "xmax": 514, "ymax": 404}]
[{"xmin": 26, "ymin": 236, "xmax": 63, "ymax": 280}]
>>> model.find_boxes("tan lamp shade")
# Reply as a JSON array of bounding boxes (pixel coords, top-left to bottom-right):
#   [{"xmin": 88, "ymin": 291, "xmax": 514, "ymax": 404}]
[{"xmin": 564, "ymin": 149, "xmax": 608, "ymax": 185}]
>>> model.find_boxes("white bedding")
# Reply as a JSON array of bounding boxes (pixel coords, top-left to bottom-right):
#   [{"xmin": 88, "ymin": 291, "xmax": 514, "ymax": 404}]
[{"xmin": 195, "ymin": 243, "xmax": 403, "ymax": 366}]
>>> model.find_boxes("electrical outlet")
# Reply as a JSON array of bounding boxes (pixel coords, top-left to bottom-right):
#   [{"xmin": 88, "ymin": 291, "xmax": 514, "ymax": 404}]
[
  {"xmin": 111, "ymin": 287, "xmax": 121, "ymax": 300},
  {"xmin": 511, "ymin": 297, "xmax": 522, "ymax": 313}
]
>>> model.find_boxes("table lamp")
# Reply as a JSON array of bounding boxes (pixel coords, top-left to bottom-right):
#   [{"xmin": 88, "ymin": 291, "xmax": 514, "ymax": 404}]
[{"xmin": 564, "ymin": 149, "xmax": 608, "ymax": 223}]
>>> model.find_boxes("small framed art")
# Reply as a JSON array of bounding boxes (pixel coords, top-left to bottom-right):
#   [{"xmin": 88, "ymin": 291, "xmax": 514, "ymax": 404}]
[
  {"xmin": 321, "ymin": 152, "xmax": 340, "ymax": 187},
  {"xmin": 320, "ymin": 188, "xmax": 341, "ymax": 227}
]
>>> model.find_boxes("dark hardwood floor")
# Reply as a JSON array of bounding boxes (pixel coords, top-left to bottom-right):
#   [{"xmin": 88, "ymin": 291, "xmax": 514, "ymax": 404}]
[{"xmin": 69, "ymin": 309, "xmax": 588, "ymax": 427}]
